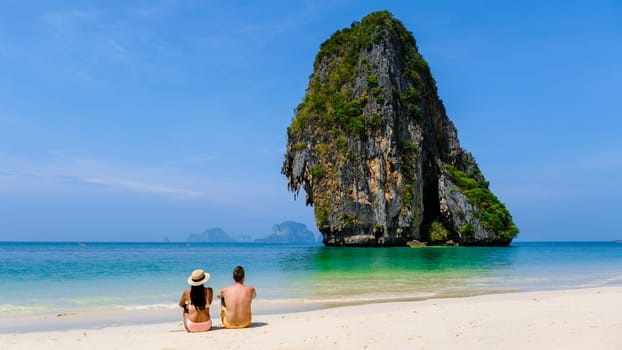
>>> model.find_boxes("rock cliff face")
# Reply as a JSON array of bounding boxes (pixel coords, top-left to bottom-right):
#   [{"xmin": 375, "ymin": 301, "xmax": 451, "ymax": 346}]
[{"xmin": 282, "ymin": 11, "xmax": 518, "ymax": 247}]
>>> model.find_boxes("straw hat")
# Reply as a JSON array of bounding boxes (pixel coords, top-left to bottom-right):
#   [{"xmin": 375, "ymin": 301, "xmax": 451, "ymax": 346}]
[{"xmin": 187, "ymin": 269, "xmax": 211, "ymax": 286}]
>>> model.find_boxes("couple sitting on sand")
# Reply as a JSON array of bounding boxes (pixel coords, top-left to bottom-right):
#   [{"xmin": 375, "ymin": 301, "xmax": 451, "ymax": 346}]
[{"xmin": 178, "ymin": 265, "xmax": 256, "ymax": 332}]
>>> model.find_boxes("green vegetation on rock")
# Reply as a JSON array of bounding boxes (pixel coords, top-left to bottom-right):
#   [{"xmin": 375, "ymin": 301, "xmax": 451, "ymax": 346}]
[
  {"xmin": 286, "ymin": 10, "xmax": 434, "ymax": 236},
  {"xmin": 288, "ymin": 10, "xmax": 430, "ymax": 140},
  {"xmin": 310, "ymin": 166, "xmax": 326, "ymax": 180},
  {"xmin": 460, "ymin": 223, "xmax": 475, "ymax": 238},
  {"xmin": 428, "ymin": 220, "xmax": 449, "ymax": 242},
  {"xmin": 283, "ymin": 10, "xmax": 518, "ymax": 247},
  {"xmin": 445, "ymin": 164, "xmax": 519, "ymax": 240}
]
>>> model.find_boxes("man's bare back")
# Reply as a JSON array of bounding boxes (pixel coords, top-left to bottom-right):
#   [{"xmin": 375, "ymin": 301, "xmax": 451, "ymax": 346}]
[{"xmin": 217, "ymin": 266, "xmax": 256, "ymax": 328}]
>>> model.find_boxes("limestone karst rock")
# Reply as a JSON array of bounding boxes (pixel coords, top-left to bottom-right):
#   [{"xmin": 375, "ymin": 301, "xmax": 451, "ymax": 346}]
[
  {"xmin": 283, "ymin": 11, "xmax": 518, "ymax": 246},
  {"xmin": 187, "ymin": 228, "xmax": 237, "ymax": 243},
  {"xmin": 255, "ymin": 221, "xmax": 317, "ymax": 243}
]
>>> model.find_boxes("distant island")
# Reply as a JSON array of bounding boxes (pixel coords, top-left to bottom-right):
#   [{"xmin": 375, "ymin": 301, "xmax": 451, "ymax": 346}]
[
  {"xmin": 186, "ymin": 221, "xmax": 320, "ymax": 244},
  {"xmin": 255, "ymin": 221, "xmax": 318, "ymax": 243},
  {"xmin": 282, "ymin": 10, "xmax": 518, "ymax": 247},
  {"xmin": 187, "ymin": 227, "xmax": 237, "ymax": 243}
]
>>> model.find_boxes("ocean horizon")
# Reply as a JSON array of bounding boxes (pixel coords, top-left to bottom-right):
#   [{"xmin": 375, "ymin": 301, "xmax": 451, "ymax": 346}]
[{"xmin": 1, "ymin": 240, "xmax": 621, "ymax": 322}]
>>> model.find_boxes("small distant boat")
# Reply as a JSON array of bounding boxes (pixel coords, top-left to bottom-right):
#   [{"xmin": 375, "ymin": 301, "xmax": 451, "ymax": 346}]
[{"xmin": 78, "ymin": 242, "xmax": 87, "ymax": 247}]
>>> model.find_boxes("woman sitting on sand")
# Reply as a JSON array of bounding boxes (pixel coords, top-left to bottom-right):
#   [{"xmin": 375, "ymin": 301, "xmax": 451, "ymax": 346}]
[{"xmin": 179, "ymin": 269, "xmax": 213, "ymax": 332}]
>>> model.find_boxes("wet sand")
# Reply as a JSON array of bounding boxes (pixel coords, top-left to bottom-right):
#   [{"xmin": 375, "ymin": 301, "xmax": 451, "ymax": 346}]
[{"xmin": 1, "ymin": 287, "xmax": 621, "ymax": 349}]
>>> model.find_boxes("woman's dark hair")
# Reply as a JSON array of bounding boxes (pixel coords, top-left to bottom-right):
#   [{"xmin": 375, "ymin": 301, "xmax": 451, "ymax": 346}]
[{"xmin": 190, "ymin": 285, "xmax": 206, "ymax": 309}]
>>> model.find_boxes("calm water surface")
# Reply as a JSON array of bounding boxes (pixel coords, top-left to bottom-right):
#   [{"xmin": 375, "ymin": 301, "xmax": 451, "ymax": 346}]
[{"xmin": 1, "ymin": 241, "xmax": 621, "ymax": 317}]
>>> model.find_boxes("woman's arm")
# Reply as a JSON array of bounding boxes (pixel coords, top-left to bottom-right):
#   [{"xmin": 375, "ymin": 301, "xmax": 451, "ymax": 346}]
[
  {"xmin": 207, "ymin": 287, "xmax": 213, "ymax": 305},
  {"xmin": 179, "ymin": 289, "xmax": 189, "ymax": 308},
  {"xmin": 182, "ymin": 312, "xmax": 190, "ymax": 332}
]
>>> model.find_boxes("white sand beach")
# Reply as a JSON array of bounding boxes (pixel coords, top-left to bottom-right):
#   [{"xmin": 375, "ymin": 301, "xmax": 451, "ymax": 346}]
[{"xmin": 1, "ymin": 287, "xmax": 621, "ymax": 350}]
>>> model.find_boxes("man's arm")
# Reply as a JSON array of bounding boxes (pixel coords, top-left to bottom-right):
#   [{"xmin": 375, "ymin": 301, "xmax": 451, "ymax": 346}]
[{"xmin": 217, "ymin": 287, "xmax": 227, "ymax": 306}]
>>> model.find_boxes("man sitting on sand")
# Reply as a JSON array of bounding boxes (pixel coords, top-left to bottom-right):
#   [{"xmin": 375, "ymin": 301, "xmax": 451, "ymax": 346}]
[{"xmin": 217, "ymin": 266, "xmax": 256, "ymax": 329}]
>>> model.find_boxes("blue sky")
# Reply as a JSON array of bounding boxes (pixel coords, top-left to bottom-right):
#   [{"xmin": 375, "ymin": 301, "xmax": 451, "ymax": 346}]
[{"xmin": 1, "ymin": 1, "xmax": 620, "ymax": 241}]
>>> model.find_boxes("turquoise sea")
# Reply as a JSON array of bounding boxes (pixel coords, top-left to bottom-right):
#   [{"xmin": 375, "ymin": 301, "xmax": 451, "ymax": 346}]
[{"xmin": 1, "ymin": 241, "xmax": 621, "ymax": 321}]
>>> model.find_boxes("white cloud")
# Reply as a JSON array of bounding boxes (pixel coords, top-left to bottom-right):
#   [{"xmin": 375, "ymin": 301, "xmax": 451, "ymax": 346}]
[
  {"xmin": 34, "ymin": 7, "xmax": 162, "ymax": 83},
  {"xmin": 84, "ymin": 177, "xmax": 204, "ymax": 198},
  {"xmin": 0, "ymin": 152, "xmax": 206, "ymax": 199},
  {"xmin": 0, "ymin": 151, "xmax": 288, "ymax": 205},
  {"xmin": 42, "ymin": 9, "xmax": 99, "ymax": 29}
]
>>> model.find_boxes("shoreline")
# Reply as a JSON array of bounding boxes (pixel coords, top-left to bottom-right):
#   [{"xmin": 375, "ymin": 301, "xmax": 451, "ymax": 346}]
[
  {"xmin": 1, "ymin": 287, "xmax": 520, "ymax": 334},
  {"xmin": 2, "ymin": 286, "xmax": 621, "ymax": 349}
]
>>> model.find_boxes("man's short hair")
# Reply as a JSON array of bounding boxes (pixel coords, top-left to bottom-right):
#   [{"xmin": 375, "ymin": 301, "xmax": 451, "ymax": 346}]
[{"xmin": 233, "ymin": 266, "xmax": 245, "ymax": 282}]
